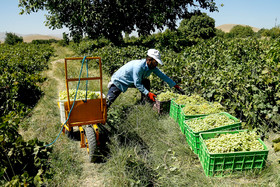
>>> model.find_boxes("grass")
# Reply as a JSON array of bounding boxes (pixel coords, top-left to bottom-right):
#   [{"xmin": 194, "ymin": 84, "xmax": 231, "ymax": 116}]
[{"xmin": 20, "ymin": 45, "xmax": 280, "ymax": 187}]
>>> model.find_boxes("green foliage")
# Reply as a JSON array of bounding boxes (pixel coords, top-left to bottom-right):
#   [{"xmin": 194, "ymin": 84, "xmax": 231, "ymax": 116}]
[
  {"xmin": 73, "ymin": 35, "xmax": 280, "ymax": 133},
  {"xmin": 72, "ymin": 33, "xmax": 82, "ymax": 43},
  {"xmin": 31, "ymin": 39, "xmax": 58, "ymax": 44},
  {"xmin": 215, "ymin": 28, "xmax": 226, "ymax": 38},
  {"xmin": 159, "ymin": 38, "xmax": 280, "ymax": 133},
  {"xmin": 0, "ymin": 113, "xmax": 53, "ymax": 186},
  {"xmin": 0, "ymin": 43, "xmax": 54, "ymax": 185},
  {"xmin": 73, "ymin": 44, "xmax": 147, "ymax": 75},
  {"xmin": 4, "ymin": 33, "xmax": 23, "ymax": 45},
  {"xmin": 262, "ymin": 27, "xmax": 280, "ymax": 39},
  {"xmin": 19, "ymin": 0, "xmax": 218, "ymax": 44},
  {"xmin": 228, "ymin": 25, "xmax": 255, "ymax": 38},
  {"xmin": 61, "ymin": 32, "xmax": 70, "ymax": 46},
  {"xmin": 0, "ymin": 43, "xmax": 54, "ymax": 116},
  {"xmin": 71, "ymin": 37, "xmax": 111, "ymax": 55},
  {"xmin": 124, "ymin": 13, "xmax": 216, "ymax": 52},
  {"xmin": 178, "ymin": 13, "xmax": 216, "ymax": 40}
]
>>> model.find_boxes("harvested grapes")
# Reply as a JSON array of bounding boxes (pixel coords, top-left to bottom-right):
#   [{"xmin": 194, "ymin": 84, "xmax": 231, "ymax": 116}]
[
  {"xmin": 59, "ymin": 89, "xmax": 101, "ymax": 100},
  {"xmin": 185, "ymin": 113, "xmax": 237, "ymax": 132},
  {"xmin": 205, "ymin": 131, "xmax": 264, "ymax": 153},
  {"xmin": 157, "ymin": 91, "xmax": 179, "ymax": 102},
  {"xmin": 182, "ymin": 102, "xmax": 224, "ymax": 115},
  {"xmin": 174, "ymin": 94, "xmax": 207, "ymax": 105}
]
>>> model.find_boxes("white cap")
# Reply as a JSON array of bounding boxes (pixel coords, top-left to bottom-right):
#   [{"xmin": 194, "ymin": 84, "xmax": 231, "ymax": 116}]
[{"xmin": 147, "ymin": 49, "xmax": 163, "ymax": 65}]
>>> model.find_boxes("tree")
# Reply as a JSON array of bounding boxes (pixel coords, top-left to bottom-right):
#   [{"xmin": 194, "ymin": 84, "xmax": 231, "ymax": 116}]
[
  {"xmin": 229, "ymin": 25, "xmax": 255, "ymax": 38},
  {"xmin": 4, "ymin": 32, "xmax": 23, "ymax": 45},
  {"xmin": 178, "ymin": 13, "xmax": 216, "ymax": 40},
  {"xmin": 19, "ymin": 0, "xmax": 218, "ymax": 44},
  {"xmin": 268, "ymin": 27, "xmax": 280, "ymax": 39},
  {"xmin": 215, "ymin": 28, "xmax": 226, "ymax": 38},
  {"xmin": 256, "ymin": 28, "xmax": 268, "ymax": 38},
  {"xmin": 62, "ymin": 32, "xmax": 70, "ymax": 46}
]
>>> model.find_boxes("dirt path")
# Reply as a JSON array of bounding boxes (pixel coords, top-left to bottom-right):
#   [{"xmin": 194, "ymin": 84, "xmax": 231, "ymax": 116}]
[
  {"xmin": 49, "ymin": 59, "xmax": 65, "ymax": 91},
  {"xmin": 49, "ymin": 58, "xmax": 105, "ymax": 187}
]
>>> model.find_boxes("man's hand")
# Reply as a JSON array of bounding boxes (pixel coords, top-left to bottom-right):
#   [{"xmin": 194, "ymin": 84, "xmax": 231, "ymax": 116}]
[
  {"xmin": 148, "ymin": 92, "xmax": 157, "ymax": 102},
  {"xmin": 174, "ymin": 85, "xmax": 185, "ymax": 95}
]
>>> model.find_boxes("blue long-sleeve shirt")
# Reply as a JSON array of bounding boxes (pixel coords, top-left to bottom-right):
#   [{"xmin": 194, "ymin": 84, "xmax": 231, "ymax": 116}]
[{"xmin": 111, "ymin": 59, "xmax": 176, "ymax": 95}]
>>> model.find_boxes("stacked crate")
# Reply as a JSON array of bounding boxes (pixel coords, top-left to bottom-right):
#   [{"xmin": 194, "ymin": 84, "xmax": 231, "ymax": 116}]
[
  {"xmin": 160, "ymin": 94, "xmax": 269, "ymax": 177},
  {"xmin": 198, "ymin": 130, "xmax": 268, "ymax": 177}
]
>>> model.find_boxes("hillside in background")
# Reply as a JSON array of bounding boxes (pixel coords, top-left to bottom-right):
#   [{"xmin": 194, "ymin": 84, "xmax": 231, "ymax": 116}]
[
  {"xmin": 0, "ymin": 32, "xmax": 62, "ymax": 43},
  {"xmin": 0, "ymin": 24, "xmax": 261, "ymax": 43},
  {"xmin": 216, "ymin": 24, "xmax": 260, "ymax": 32},
  {"xmin": 22, "ymin": 34, "xmax": 62, "ymax": 42}
]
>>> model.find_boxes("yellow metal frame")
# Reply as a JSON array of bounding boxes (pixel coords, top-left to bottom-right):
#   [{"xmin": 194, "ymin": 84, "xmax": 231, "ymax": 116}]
[
  {"xmin": 62, "ymin": 57, "xmax": 106, "ymax": 148},
  {"xmin": 65, "ymin": 57, "xmax": 105, "ymax": 121}
]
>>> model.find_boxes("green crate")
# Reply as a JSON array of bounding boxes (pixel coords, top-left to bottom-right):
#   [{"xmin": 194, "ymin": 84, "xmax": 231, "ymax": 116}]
[
  {"xmin": 198, "ymin": 130, "xmax": 269, "ymax": 177},
  {"xmin": 178, "ymin": 108, "xmax": 207, "ymax": 133},
  {"xmin": 184, "ymin": 112, "xmax": 241, "ymax": 155},
  {"xmin": 169, "ymin": 99, "xmax": 185, "ymax": 122}
]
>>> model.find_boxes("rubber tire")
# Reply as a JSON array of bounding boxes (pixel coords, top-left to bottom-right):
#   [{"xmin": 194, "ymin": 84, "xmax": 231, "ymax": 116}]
[{"xmin": 84, "ymin": 125, "xmax": 97, "ymax": 163}]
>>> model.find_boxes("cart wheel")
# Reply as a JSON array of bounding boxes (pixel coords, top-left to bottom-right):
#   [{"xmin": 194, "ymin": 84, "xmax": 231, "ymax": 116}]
[{"xmin": 84, "ymin": 125, "xmax": 97, "ymax": 163}]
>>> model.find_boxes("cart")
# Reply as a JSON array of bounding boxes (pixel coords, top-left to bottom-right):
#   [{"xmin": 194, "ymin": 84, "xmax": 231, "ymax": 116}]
[{"xmin": 58, "ymin": 57, "xmax": 107, "ymax": 162}]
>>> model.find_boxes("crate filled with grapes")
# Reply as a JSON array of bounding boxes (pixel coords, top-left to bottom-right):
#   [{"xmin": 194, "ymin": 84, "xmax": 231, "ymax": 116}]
[
  {"xmin": 178, "ymin": 102, "xmax": 225, "ymax": 133},
  {"xmin": 198, "ymin": 130, "xmax": 268, "ymax": 177},
  {"xmin": 183, "ymin": 112, "xmax": 241, "ymax": 154},
  {"xmin": 170, "ymin": 94, "xmax": 208, "ymax": 122},
  {"xmin": 153, "ymin": 91, "xmax": 178, "ymax": 114}
]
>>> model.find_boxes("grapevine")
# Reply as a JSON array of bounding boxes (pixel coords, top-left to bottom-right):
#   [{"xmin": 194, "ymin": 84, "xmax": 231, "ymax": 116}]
[{"xmin": 205, "ymin": 131, "xmax": 264, "ymax": 153}]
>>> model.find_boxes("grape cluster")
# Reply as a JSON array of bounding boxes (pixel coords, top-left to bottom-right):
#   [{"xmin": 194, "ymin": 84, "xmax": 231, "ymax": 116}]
[
  {"xmin": 182, "ymin": 102, "xmax": 224, "ymax": 115},
  {"xmin": 205, "ymin": 131, "xmax": 264, "ymax": 153},
  {"xmin": 174, "ymin": 94, "xmax": 208, "ymax": 105},
  {"xmin": 185, "ymin": 113, "xmax": 236, "ymax": 132},
  {"xmin": 59, "ymin": 89, "xmax": 101, "ymax": 100},
  {"xmin": 157, "ymin": 91, "xmax": 179, "ymax": 102}
]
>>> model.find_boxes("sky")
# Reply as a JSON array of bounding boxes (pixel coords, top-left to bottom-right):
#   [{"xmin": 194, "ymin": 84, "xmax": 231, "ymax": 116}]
[{"xmin": 0, "ymin": 0, "xmax": 280, "ymax": 37}]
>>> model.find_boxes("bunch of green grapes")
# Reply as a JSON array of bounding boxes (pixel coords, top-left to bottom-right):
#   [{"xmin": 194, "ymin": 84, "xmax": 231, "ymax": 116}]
[
  {"xmin": 205, "ymin": 131, "xmax": 264, "ymax": 153},
  {"xmin": 182, "ymin": 102, "xmax": 224, "ymax": 115},
  {"xmin": 174, "ymin": 94, "xmax": 208, "ymax": 105},
  {"xmin": 185, "ymin": 113, "xmax": 236, "ymax": 132},
  {"xmin": 157, "ymin": 91, "xmax": 179, "ymax": 102},
  {"xmin": 59, "ymin": 89, "xmax": 100, "ymax": 100}
]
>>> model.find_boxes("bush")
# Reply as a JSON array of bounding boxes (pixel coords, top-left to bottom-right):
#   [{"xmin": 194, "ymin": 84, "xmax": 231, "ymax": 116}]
[
  {"xmin": 228, "ymin": 25, "xmax": 255, "ymax": 38},
  {"xmin": 4, "ymin": 33, "xmax": 23, "ymax": 45},
  {"xmin": 178, "ymin": 13, "xmax": 216, "ymax": 40},
  {"xmin": 31, "ymin": 39, "xmax": 58, "ymax": 44}
]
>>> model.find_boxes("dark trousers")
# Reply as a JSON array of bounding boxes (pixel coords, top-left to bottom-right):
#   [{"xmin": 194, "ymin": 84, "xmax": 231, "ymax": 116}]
[{"xmin": 106, "ymin": 79, "xmax": 150, "ymax": 108}]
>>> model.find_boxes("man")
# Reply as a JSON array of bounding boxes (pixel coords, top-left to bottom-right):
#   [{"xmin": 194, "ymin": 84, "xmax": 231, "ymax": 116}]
[{"xmin": 106, "ymin": 49, "xmax": 184, "ymax": 108}]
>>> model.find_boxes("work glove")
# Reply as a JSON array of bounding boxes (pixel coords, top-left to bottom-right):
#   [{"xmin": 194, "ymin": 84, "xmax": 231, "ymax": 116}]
[
  {"xmin": 147, "ymin": 92, "xmax": 157, "ymax": 102},
  {"xmin": 174, "ymin": 85, "xmax": 185, "ymax": 95}
]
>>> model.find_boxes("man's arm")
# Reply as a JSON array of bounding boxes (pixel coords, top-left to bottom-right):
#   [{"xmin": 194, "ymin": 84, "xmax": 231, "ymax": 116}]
[
  {"xmin": 154, "ymin": 68, "xmax": 185, "ymax": 94},
  {"xmin": 132, "ymin": 68, "xmax": 149, "ymax": 95},
  {"xmin": 153, "ymin": 68, "xmax": 176, "ymax": 88}
]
